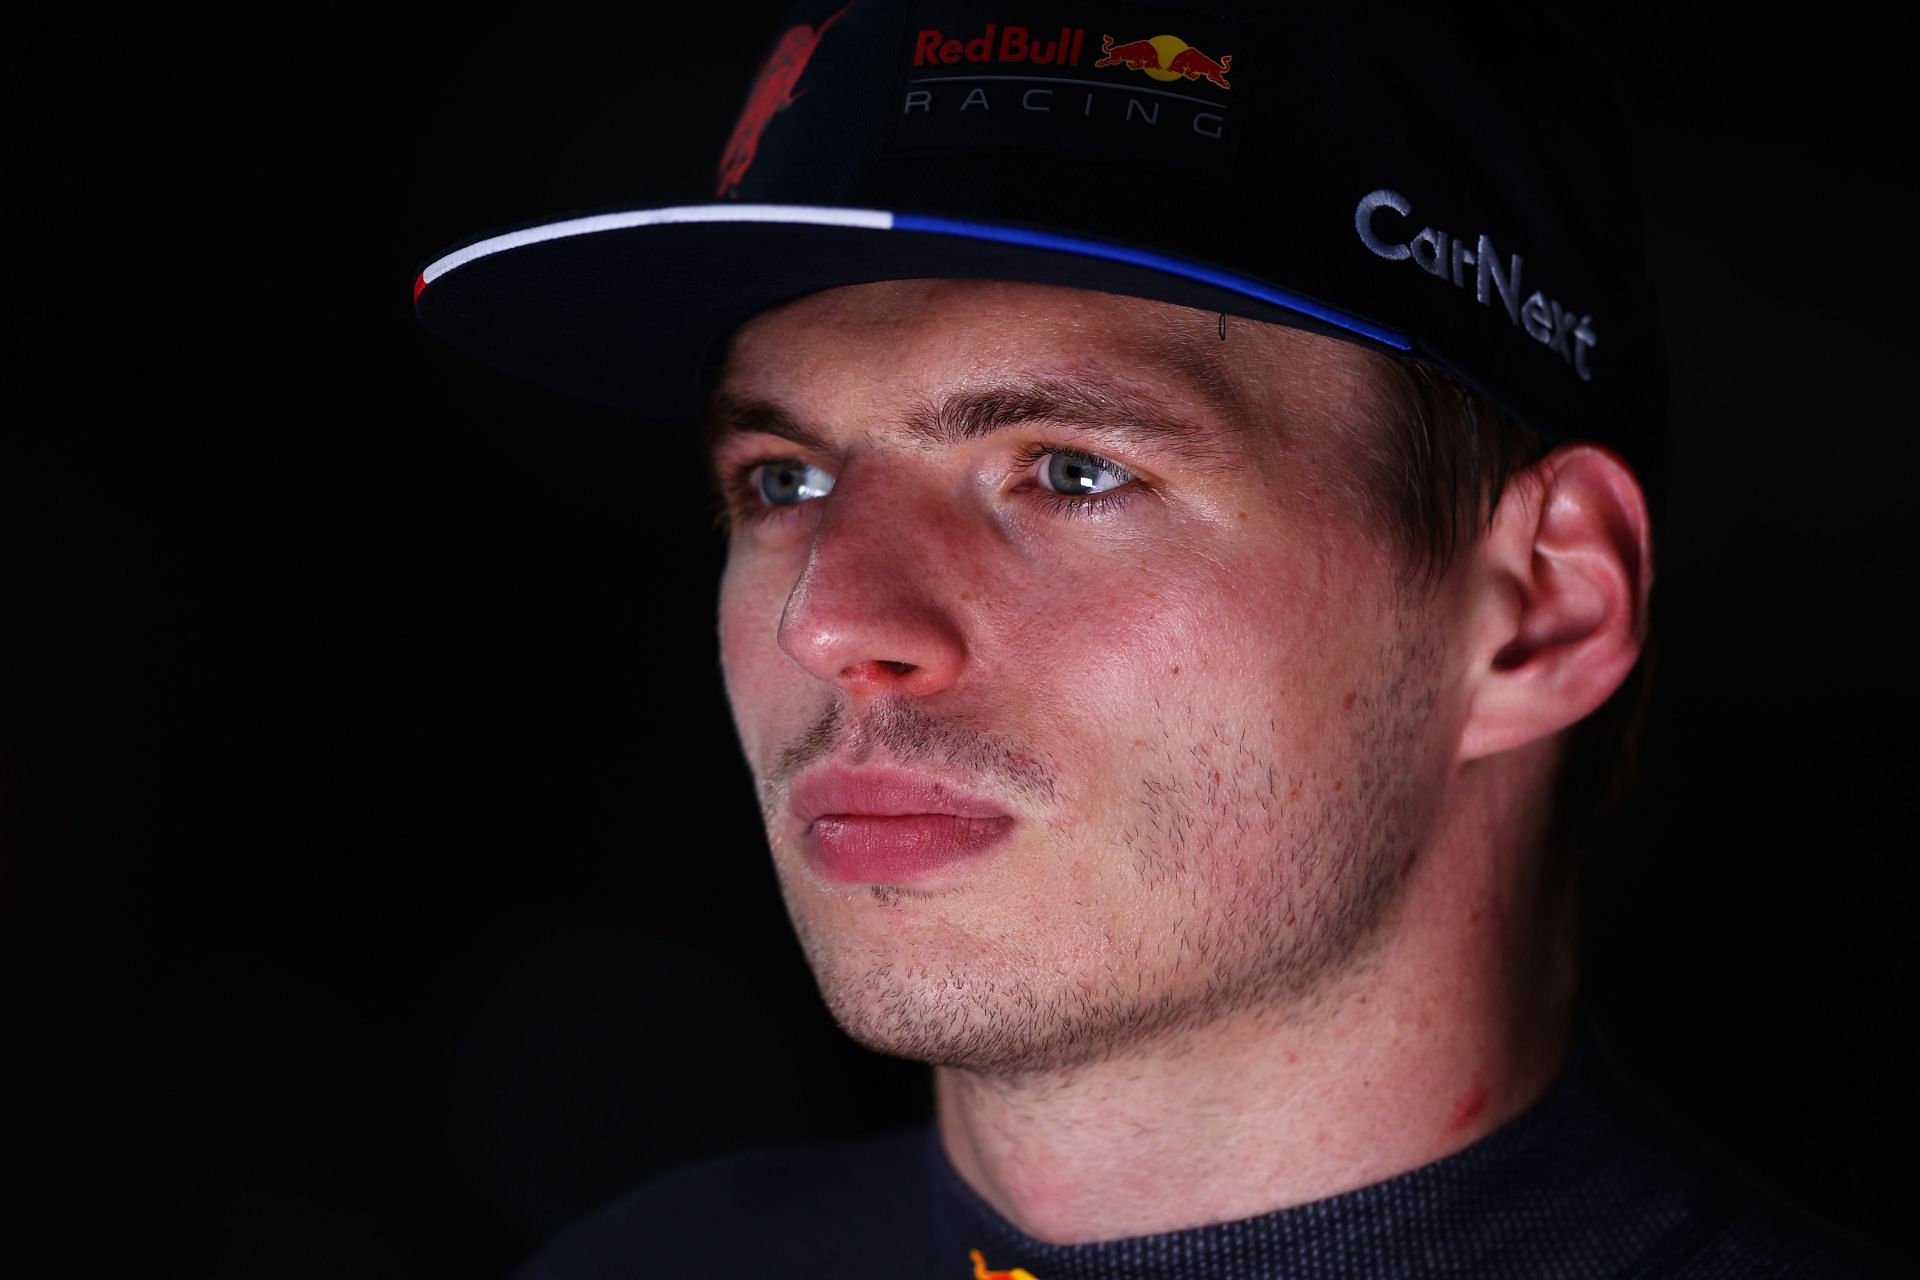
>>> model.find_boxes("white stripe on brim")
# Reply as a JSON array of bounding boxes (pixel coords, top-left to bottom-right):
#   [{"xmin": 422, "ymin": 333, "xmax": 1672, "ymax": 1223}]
[
  {"xmin": 419, "ymin": 204, "xmax": 895, "ymax": 287},
  {"xmin": 417, "ymin": 203, "xmax": 1408, "ymax": 351}
]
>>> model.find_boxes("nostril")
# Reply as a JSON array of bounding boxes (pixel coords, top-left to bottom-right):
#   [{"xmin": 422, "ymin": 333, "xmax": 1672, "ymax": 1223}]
[{"xmin": 840, "ymin": 659, "xmax": 919, "ymax": 683}]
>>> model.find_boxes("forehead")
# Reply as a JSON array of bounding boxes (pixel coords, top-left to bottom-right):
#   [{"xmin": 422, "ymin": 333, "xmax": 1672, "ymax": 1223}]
[{"xmin": 708, "ymin": 279, "xmax": 1394, "ymax": 456}]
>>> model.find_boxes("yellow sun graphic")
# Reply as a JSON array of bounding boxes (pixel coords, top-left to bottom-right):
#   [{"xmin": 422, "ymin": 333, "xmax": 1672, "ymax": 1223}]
[{"xmin": 1140, "ymin": 34, "xmax": 1192, "ymax": 80}]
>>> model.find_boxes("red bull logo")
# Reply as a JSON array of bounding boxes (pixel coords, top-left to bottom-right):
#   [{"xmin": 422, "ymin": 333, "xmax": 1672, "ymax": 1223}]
[
  {"xmin": 1093, "ymin": 33, "xmax": 1232, "ymax": 90},
  {"xmin": 716, "ymin": 2, "xmax": 853, "ymax": 198},
  {"xmin": 895, "ymin": 13, "xmax": 1236, "ymax": 166},
  {"xmin": 970, "ymin": 1250, "xmax": 1041, "ymax": 1280}
]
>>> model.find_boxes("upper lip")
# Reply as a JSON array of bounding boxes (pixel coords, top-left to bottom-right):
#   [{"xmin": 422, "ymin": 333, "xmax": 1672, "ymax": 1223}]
[{"xmin": 790, "ymin": 765, "xmax": 1011, "ymax": 823}]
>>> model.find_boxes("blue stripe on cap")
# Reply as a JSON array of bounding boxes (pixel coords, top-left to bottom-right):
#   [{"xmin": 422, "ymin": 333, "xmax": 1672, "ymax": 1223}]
[{"xmin": 892, "ymin": 213, "xmax": 1411, "ymax": 351}]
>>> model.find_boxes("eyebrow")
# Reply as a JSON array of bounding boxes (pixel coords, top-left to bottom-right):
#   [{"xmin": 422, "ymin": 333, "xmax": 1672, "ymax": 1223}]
[{"xmin": 701, "ymin": 365, "xmax": 1254, "ymax": 480}]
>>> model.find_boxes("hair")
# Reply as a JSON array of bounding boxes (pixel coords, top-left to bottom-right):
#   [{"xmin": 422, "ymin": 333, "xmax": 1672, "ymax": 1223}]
[{"xmin": 1353, "ymin": 354, "xmax": 1657, "ymax": 891}]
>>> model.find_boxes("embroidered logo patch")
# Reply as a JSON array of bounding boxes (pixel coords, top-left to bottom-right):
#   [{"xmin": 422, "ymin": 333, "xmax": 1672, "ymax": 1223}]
[{"xmin": 891, "ymin": 3, "xmax": 1249, "ymax": 181}]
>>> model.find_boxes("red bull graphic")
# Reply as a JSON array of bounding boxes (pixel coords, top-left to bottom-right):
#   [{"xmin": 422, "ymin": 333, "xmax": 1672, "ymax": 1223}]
[
  {"xmin": 1093, "ymin": 37, "xmax": 1160, "ymax": 72},
  {"xmin": 716, "ymin": 2, "xmax": 853, "ymax": 198},
  {"xmin": 1094, "ymin": 32, "xmax": 1232, "ymax": 89},
  {"xmin": 970, "ymin": 1249, "xmax": 1041, "ymax": 1280}
]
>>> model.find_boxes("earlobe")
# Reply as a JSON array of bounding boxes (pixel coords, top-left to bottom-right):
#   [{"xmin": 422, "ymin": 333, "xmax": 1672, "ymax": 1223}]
[{"xmin": 1457, "ymin": 444, "xmax": 1653, "ymax": 762}]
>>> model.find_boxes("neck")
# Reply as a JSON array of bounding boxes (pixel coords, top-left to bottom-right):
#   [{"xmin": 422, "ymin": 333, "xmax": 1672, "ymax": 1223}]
[{"xmin": 933, "ymin": 761, "xmax": 1575, "ymax": 1245}]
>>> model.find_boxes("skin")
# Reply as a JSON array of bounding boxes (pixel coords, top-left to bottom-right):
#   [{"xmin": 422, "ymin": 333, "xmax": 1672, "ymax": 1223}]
[{"xmin": 706, "ymin": 279, "xmax": 1653, "ymax": 1243}]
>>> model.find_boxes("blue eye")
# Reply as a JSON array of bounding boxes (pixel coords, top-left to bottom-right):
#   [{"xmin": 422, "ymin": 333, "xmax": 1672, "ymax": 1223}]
[
  {"xmin": 755, "ymin": 459, "xmax": 835, "ymax": 506},
  {"xmin": 1037, "ymin": 449, "xmax": 1133, "ymax": 496}
]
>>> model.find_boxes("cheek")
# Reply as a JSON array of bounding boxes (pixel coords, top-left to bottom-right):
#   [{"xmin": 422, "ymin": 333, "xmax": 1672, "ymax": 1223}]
[
  {"xmin": 987, "ymin": 530, "xmax": 1338, "ymax": 686},
  {"xmin": 716, "ymin": 553, "xmax": 799, "ymax": 765},
  {"xmin": 969, "ymin": 551, "xmax": 1285, "ymax": 762},
  {"xmin": 715, "ymin": 554, "xmax": 759, "ymax": 673},
  {"xmin": 982, "ymin": 527, "xmax": 1380, "ymax": 774}
]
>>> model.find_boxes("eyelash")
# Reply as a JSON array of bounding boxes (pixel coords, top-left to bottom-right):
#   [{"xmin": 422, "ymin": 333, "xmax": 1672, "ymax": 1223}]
[
  {"xmin": 720, "ymin": 442, "xmax": 1141, "ymax": 528},
  {"xmin": 1007, "ymin": 443, "xmax": 1138, "ymax": 520}
]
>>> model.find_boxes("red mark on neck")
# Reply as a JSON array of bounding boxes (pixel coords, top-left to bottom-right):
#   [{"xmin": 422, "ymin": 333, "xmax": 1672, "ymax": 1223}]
[{"xmin": 1447, "ymin": 1080, "xmax": 1488, "ymax": 1131}]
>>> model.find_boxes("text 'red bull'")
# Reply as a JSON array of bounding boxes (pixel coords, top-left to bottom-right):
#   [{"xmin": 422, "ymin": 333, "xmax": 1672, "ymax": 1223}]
[{"xmin": 913, "ymin": 25, "xmax": 1086, "ymax": 67}]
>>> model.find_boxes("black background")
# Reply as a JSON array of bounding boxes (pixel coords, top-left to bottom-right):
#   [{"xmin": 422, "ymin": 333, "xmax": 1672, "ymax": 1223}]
[{"xmin": 5, "ymin": 5, "xmax": 1915, "ymax": 1275}]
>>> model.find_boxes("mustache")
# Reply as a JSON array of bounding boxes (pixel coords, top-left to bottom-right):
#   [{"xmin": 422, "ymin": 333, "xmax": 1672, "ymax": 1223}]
[{"xmin": 768, "ymin": 697, "xmax": 1058, "ymax": 809}]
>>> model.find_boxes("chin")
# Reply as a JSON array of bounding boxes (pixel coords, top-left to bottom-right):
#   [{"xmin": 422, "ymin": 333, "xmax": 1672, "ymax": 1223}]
[
  {"xmin": 786, "ymin": 899, "xmax": 1070, "ymax": 1072},
  {"xmin": 793, "ymin": 915, "xmax": 1204, "ymax": 1078},
  {"xmin": 819, "ymin": 969, "xmax": 1074, "ymax": 1074}
]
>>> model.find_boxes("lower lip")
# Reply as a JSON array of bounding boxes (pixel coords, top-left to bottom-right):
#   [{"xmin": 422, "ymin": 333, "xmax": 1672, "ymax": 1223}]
[{"xmin": 803, "ymin": 814, "xmax": 1015, "ymax": 885}]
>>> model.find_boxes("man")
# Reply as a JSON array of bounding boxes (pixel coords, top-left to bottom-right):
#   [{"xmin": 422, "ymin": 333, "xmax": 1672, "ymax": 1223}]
[{"xmin": 413, "ymin": 1, "xmax": 1909, "ymax": 1274}]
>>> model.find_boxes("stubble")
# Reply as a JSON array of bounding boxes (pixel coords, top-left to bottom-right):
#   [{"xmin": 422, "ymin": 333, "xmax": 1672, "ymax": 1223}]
[{"xmin": 758, "ymin": 616, "xmax": 1445, "ymax": 1083}]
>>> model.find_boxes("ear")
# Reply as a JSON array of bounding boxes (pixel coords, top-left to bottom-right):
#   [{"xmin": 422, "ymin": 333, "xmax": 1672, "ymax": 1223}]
[{"xmin": 1456, "ymin": 443, "xmax": 1654, "ymax": 762}]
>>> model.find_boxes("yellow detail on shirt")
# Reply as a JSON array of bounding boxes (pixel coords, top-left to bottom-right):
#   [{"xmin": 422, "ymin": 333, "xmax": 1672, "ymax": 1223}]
[{"xmin": 970, "ymin": 1248, "xmax": 1040, "ymax": 1280}]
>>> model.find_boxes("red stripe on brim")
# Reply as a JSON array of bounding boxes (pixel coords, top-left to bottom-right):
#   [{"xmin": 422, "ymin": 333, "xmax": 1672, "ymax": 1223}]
[{"xmin": 413, "ymin": 272, "xmax": 427, "ymax": 303}]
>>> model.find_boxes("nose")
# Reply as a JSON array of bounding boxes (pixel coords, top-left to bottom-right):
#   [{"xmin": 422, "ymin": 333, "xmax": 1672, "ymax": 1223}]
[{"xmin": 775, "ymin": 463, "xmax": 970, "ymax": 701}]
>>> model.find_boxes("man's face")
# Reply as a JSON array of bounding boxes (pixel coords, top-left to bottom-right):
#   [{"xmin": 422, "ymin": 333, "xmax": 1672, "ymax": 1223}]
[{"xmin": 707, "ymin": 280, "xmax": 1463, "ymax": 1078}]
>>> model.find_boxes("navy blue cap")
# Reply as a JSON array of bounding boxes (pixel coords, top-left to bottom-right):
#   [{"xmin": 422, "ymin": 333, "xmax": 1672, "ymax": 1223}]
[{"xmin": 413, "ymin": 0, "xmax": 1668, "ymax": 514}]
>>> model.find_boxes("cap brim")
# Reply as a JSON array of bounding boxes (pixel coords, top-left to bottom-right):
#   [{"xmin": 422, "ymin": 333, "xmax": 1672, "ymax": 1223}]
[{"xmin": 412, "ymin": 203, "xmax": 1410, "ymax": 423}]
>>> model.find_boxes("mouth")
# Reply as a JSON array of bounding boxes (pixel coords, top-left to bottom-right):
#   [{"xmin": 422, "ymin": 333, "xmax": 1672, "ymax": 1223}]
[{"xmin": 790, "ymin": 766, "xmax": 1017, "ymax": 885}]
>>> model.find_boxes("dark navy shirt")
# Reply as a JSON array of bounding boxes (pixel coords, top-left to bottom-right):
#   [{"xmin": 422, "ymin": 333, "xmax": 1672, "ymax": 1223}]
[{"xmin": 516, "ymin": 1017, "xmax": 1912, "ymax": 1278}]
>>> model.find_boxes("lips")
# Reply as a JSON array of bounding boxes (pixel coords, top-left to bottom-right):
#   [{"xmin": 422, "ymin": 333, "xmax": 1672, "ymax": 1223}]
[
  {"xmin": 791, "ymin": 766, "xmax": 1009, "ymax": 822},
  {"xmin": 790, "ymin": 766, "xmax": 1015, "ymax": 884}
]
